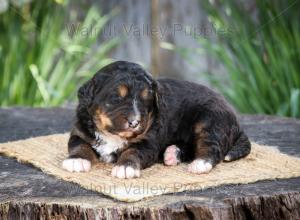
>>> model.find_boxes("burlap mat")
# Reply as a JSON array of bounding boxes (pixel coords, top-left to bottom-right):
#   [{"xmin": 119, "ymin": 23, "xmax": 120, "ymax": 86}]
[{"xmin": 0, "ymin": 133, "xmax": 300, "ymax": 202}]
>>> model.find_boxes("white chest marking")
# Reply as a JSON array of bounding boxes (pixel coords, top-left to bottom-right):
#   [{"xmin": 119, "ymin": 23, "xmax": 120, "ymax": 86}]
[{"xmin": 92, "ymin": 132, "xmax": 127, "ymax": 163}]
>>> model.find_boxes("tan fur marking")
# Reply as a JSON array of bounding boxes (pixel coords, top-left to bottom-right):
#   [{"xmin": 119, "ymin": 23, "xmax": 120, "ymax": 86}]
[
  {"xmin": 118, "ymin": 85, "xmax": 128, "ymax": 97},
  {"xmin": 141, "ymin": 88, "xmax": 149, "ymax": 99},
  {"xmin": 194, "ymin": 122, "xmax": 206, "ymax": 135},
  {"xmin": 94, "ymin": 108, "xmax": 112, "ymax": 130},
  {"xmin": 195, "ymin": 141, "xmax": 210, "ymax": 158},
  {"xmin": 194, "ymin": 122, "xmax": 209, "ymax": 158},
  {"xmin": 118, "ymin": 131, "xmax": 134, "ymax": 138}
]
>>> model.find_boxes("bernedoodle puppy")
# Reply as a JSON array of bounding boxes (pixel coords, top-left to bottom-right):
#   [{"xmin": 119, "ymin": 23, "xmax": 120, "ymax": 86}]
[{"xmin": 62, "ymin": 61, "xmax": 251, "ymax": 178}]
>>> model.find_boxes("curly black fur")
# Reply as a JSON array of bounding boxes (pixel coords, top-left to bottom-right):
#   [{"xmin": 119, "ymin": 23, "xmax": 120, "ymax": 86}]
[{"xmin": 67, "ymin": 61, "xmax": 251, "ymax": 172}]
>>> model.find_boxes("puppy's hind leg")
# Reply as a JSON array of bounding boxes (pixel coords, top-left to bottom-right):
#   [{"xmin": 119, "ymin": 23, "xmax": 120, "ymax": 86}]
[
  {"xmin": 187, "ymin": 123, "xmax": 222, "ymax": 174},
  {"xmin": 164, "ymin": 145, "xmax": 181, "ymax": 166},
  {"xmin": 224, "ymin": 130, "xmax": 251, "ymax": 162}
]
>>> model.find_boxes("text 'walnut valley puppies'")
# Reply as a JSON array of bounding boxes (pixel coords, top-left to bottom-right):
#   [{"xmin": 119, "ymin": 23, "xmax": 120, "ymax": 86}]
[{"xmin": 62, "ymin": 61, "xmax": 251, "ymax": 179}]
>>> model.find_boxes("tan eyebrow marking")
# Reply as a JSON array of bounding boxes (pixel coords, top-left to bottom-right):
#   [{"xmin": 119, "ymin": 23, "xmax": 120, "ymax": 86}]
[
  {"xmin": 141, "ymin": 87, "xmax": 149, "ymax": 99},
  {"xmin": 94, "ymin": 108, "xmax": 112, "ymax": 130},
  {"xmin": 118, "ymin": 84, "xmax": 128, "ymax": 97}
]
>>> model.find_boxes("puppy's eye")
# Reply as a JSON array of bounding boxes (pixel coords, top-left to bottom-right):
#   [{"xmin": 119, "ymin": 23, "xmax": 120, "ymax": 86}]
[
  {"xmin": 141, "ymin": 88, "xmax": 153, "ymax": 100},
  {"xmin": 110, "ymin": 93, "xmax": 123, "ymax": 103}
]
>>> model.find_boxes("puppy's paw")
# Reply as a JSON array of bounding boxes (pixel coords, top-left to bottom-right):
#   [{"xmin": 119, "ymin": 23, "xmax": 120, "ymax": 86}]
[
  {"xmin": 164, "ymin": 145, "xmax": 180, "ymax": 166},
  {"xmin": 187, "ymin": 159, "xmax": 212, "ymax": 174},
  {"xmin": 111, "ymin": 165, "xmax": 140, "ymax": 179},
  {"xmin": 62, "ymin": 158, "xmax": 91, "ymax": 172}
]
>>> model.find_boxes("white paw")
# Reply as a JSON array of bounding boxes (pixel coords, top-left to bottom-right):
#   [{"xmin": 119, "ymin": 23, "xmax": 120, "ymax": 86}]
[
  {"xmin": 62, "ymin": 158, "xmax": 91, "ymax": 172},
  {"xmin": 188, "ymin": 159, "xmax": 212, "ymax": 174},
  {"xmin": 224, "ymin": 155, "xmax": 231, "ymax": 161},
  {"xmin": 164, "ymin": 145, "xmax": 180, "ymax": 166},
  {"xmin": 111, "ymin": 165, "xmax": 140, "ymax": 179}
]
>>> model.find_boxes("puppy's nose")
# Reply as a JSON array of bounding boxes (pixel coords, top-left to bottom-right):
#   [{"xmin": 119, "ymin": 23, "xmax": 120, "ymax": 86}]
[{"xmin": 128, "ymin": 119, "xmax": 140, "ymax": 128}]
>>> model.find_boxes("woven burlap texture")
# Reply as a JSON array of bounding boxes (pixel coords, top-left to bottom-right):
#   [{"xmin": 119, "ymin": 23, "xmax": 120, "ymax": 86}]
[{"xmin": 0, "ymin": 133, "xmax": 300, "ymax": 202}]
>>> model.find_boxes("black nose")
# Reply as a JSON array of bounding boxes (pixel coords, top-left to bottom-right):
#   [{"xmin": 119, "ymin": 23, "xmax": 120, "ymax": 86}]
[{"xmin": 128, "ymin": 119, "xmax": 140, "ymax": 128}]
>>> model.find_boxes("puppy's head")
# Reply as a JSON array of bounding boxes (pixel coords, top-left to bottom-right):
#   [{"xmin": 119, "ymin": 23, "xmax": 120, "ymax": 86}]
[{"xmin": 86, "ymin": 61, "xmax": 159, "ymax": 139}]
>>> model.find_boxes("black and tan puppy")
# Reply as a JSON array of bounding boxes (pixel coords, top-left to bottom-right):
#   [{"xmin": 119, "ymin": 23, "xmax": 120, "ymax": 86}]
[{"xmin": 62, "ymin": 61, "xmax": 251, "ymax": 178}]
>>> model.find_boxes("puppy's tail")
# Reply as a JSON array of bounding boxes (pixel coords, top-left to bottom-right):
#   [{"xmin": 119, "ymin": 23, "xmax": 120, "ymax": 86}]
[{"xmin": 224, "ymin": 130, "xmax": 251, "ymax": 162}]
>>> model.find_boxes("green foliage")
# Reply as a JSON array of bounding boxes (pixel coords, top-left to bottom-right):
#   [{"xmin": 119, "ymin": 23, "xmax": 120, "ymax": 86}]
[
  {"xmin": 197, "ymin": 0, "xmax": 300, "ymax": 118},
  {"xmin": 0, "ymin": 0, "xmax": 119, "ymax": 106}
]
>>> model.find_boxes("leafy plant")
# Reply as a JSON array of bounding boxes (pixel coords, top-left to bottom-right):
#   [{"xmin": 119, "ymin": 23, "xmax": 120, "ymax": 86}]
[
  {"xmin": 0, "ymin": 0, "xmax": 119, "ymax": 106},
  {"xmin": 195, "ymin": 0, "xmax": 300, "ymax": 118}
]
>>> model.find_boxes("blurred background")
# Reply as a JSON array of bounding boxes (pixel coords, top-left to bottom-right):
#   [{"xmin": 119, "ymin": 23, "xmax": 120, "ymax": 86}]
[{"xmin": 0, "ymin": 0, "xmax": 299, "ymax": 118}]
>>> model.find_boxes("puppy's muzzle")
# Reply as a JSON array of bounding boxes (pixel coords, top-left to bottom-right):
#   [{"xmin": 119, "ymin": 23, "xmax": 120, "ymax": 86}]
[{"xmin": 128, "ymin": 119, "xmax": 140, "ymax": 129}]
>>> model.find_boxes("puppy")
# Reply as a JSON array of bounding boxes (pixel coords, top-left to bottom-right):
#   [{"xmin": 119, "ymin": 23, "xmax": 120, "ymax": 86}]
[{"xmin": 62, "ymin": 61, "xmax": 251, "ymax": 178}]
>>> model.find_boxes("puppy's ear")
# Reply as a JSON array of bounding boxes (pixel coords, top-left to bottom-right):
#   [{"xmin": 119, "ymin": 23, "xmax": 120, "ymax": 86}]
[
  {"xmin": 78, "ymin": 78, "xmax": 95, "ymax": 108},
  {"xmin": 152, "ymin": 80, "xmax": 164, "ymax": 116},
  {"xmin": 78, "ymin": 73, "xmax": 109, "ymax": 108}
]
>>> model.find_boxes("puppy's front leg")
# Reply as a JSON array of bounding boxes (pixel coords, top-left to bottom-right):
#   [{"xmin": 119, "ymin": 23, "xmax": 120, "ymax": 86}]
[
  {"xmin": 112, "ymin": 140, "xmax": 159, "ymax": 179},
  {"xmin": 62, "ymin": 134, "xmax": 98, "ymax": 173}
]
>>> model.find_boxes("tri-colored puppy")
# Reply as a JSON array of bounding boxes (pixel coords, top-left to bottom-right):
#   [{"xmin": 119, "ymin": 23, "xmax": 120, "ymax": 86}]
[{"xmin": 62, "ymin": 61, "xmax": 251, "ymax": 178}]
